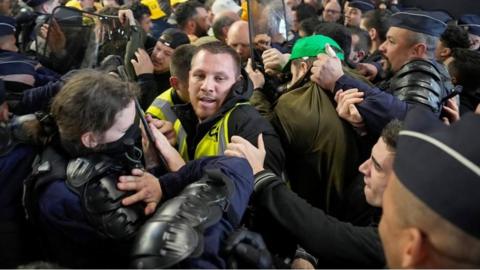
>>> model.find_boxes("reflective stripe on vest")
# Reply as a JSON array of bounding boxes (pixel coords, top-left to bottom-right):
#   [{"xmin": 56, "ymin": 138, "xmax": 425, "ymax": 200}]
[
  {"xmin": 175, "ymin": 119, "xmax": 188, "ymax": 160},
  {"xmin": 193, "ymin": 102, "xmax": 249, "ymax": 159},
  {"xmin": 147, "ymin": 89, "xmax": 188, "ymax": 160},
  {"xmin": 151, "ymin": 98, "xmax": 177, "ymax": 123},
  {"xmin": 147, "ymin": 88, "xmax": 176, "ymax": 122}
]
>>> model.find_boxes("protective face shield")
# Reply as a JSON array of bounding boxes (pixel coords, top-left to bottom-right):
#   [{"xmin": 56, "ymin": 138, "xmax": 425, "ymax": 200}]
[
  {"xmin": 35, "ymin": 6, "xmax": 131, "ymax": 74},
  {"xmin": 251, "ymin": 0, "xmax": 292, "ymax": 44}
]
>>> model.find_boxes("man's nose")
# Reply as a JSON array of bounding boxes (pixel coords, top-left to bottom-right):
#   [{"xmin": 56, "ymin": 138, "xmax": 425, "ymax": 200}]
[
  {"xmin": 358, "ymin": 159, "xmax": 371, "ymax": 177},
  {"xmin": 200, "ymin": 76, "xmax": 214, "ymax": 92},
  {"xmin": 379, "ymin": 41, "xmax": 387, "ymax": 53}
]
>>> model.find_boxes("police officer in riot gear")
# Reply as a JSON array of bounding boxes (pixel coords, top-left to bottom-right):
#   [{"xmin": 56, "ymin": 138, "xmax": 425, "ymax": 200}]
[
  {"xmin": 26, "ymin": 70, "xmax": 255, "ymax": 268},
  {"xmin": 311, "ymin": 10, "xmax": 454, "ymax": 135}
]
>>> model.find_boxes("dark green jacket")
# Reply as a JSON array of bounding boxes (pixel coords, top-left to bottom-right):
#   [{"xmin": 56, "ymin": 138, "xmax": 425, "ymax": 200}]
[{"xmin": 270, "ymin": 81, "xmax": 360, "ymax": 213}]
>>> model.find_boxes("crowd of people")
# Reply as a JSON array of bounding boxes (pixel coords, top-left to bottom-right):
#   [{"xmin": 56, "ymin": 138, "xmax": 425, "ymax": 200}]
[{"xmin": 0, "ymin": 0, "xmax": 479, "ymax": 268}]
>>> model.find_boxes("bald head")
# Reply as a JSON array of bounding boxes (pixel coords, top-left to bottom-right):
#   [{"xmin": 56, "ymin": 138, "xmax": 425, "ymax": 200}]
[
  {"xmin": 226, "ymin": 20, "xmax": 250, "ymax": 62},
  {"xmin": 214, "ymin": 10, "xmax": 240, "ymax": 21},
  {"xmin": 212, "ymin": 10, "xmax": 240, "ymax": 43}
]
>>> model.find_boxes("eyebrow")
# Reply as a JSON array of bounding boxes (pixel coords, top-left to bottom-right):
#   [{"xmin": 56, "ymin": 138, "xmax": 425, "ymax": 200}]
[
  {"xmin": 371, "ymin": 155, "xmax": 383, "ymax": 171},
  {"xmin": 215, "ymin": 71, "xmax": 230, "ymax": 78},
  {"xmin": 193, "ymin": 69, "xmax": 230, "ymax": 76}
]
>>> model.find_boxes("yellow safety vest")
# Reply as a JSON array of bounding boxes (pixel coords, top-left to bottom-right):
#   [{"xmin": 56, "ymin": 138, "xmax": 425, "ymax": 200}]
[
  {"xmin": 146, "ymin": 88, "xmax": 188, "ymax": 160},
  {"xmin": 193, "ymin": 102, "xmax": 248, "ymax": 159},
  {"xmin": 141, "ymin": 0, "xmax": 166, "ymax": 20},
  {"xmin": 148, "ymin": 95, "xmax": 248, "ymax": 161}
]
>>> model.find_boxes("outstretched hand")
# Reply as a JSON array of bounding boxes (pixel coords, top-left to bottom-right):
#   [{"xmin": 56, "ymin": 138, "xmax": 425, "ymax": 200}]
[
  {"xmin": 131, "ymin": 48, "xmax": 154, "ymax": 76},
  {"xmin": 245, "ymin": 58, "xmax": 265, "ymax": 89},
  {"xmin": 149, "ymin": 122, "xmax": 186, "ymax": 172},
  {"xmin": 225, "ymin": 134, "xmax": 266, "ymax": 174}
]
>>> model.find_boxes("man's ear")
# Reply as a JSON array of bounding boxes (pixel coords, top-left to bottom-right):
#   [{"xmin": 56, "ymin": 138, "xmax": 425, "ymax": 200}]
[
  {"xmin": 440, "ymin": 47, "xmax": 451, "ymax": 58},
  {"xmin": 357, "ymin": 50, "xmax": 366, "ymax": 61},
  {"xmin": 187, "ymin": 19, "xmax": 196, "ymax": 33},
  {"xmin": 300, "ymin": 61, "xmax": 311, "ymax": 74},
  {"xmin": 222, "ymin": 26, "xmax": 229, "ymax": 40},
  {"xmin": 369, "ymin": 28, "xmax": 377, "ymax": 41},
  {"xmin": 81, "ymin": 131, "xmax": 99, "ymax": 148},
  {"xmin": 0, "ymin": 102, "xmax": 9, "ymax": 122},
  {"xmin": 169, "ymin": 76, "xmax": 179, "ymax": 89},
  {"xmin": 401, "ymin": 228, "xmax": 428, "ymax": 268},
  {"xmin": 412, "ymin": 43, "xmax": 428, "ymax": 58}
]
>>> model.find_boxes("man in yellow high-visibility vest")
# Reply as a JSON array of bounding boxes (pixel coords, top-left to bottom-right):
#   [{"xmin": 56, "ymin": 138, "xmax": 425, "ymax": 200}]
[
  {"xmin": 146, "ymin": 44, "xmax": 195, "ymax": 160},
  {"xmin": 158, "ymin": 41, "xmax": 285, "ymax": 176}
]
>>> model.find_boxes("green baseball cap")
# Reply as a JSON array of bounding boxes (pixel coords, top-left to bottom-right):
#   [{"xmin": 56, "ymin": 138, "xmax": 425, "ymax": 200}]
[{"xmin": 285, "ymin": 34, "xmax": 344, "ymax": 71}]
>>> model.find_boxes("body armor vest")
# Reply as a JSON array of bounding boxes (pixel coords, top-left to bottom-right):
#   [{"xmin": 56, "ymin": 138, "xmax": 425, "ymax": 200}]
[{"xmin": 387, "ymin": 59, "xmax": 453, "ymax": 113}]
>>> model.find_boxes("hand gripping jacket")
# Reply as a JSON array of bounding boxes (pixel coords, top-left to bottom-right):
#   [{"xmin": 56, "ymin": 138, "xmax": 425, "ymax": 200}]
[
  {"xmin": 387, "ymin": 59, "xmax": 453, "ymax": 113},
  {"xmin": 65, "ymin": 153, "xmax": 145, "ymax": 240},
  {"xmin": 130, "ymin": 169, "xmax": 236, "ymax": 269}
]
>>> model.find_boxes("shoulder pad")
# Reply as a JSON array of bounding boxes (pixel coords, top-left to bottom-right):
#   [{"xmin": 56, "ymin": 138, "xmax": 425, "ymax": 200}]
[
  {"xmin": 396, "ymin": 59, "xmax": 443, "ymax": 81},
  {"xmin": 131, "ymin": 220, "xmax": 201, "ymax": 269},
  {"xmin": 66, "ymin": 155, "xmax": 113, "ymax": 192},
  {"xmin": 23, "ymin": 145, "xmax": 68, "ymax": 223},
  {"xmin": 389, "ymin": 60, "xmax": 452, "ymax": 112},
  {"xmin": 33, "ymin": 146, "xmax": 68, "ymax": 187}
]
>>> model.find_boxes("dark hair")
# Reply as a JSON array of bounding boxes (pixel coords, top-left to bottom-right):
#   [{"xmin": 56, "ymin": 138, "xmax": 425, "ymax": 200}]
[
  {"xmin": 315, "ymin": 22, "xmax": 352, "ymax": 60},
  {"xmin": 192, "ymin": 41, "xmax": 241, "ymax": 76},
  {"xmin": 292, "ymin": 3, "xmax": 318, "ymax": 24},
  {"xmin": 128, "ymin": 2, "xmax": 151, "ymax": 21},
  {"xmin": 299, "ymin": 17, "xmax": 321, "ymax": 37},
  {"xmin": 350, "ymin": 26, "xmax": 371, "ymax": 53},
  {"xmin": 449, "ymin": 48, "xmax": 480, "ymax": 91},
  {"xmin": 381, "ymin": 119, "xmax": 403, "ymax": 152},
  {"xmin": 170, "ymin": 44, "xmax": 196, "ymax": 82},
  {"xmin": 51, "ymin": 70, "xmax": 139, "ymax": 144},
  {"xmin": 440, "ymin": 25, "xmax": 470, "ymax": 50},
  {"xmin": 212, "ymin": 12, "xmax": 239, "ymax": 40},
  {"xmin": 175, "ymin": 0, "xmax": 204, "ymax": 29},
  {"xmin": 362, "ymin": 9, "xmax": 391, "ymax": 43}
]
